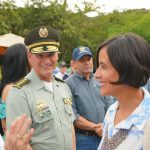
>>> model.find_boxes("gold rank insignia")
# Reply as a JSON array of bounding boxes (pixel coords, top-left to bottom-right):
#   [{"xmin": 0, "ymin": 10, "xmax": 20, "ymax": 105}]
[
  {"xmin": 63, "ymin": 98, "xmax": 72, "ymax": 105},
  {"xmin": 13, "ymin": 78, "xmax": 30, "ymax": 89},
  {"xmin": 36, "ymin": 101, "xmax": 51, "ymax": 118},
  {"xmin": 39, "ymin": 28, "xmax": 48, "ymax": 38}
]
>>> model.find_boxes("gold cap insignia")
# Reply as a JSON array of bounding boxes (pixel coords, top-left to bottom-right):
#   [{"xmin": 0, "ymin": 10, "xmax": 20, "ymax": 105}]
[{"xmin": 39, "ymin": 28, "xmax": 48, "ymax": 38}]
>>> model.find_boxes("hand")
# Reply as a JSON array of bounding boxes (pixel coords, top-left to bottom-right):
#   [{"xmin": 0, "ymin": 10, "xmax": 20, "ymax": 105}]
[
  {"xmin": 94, "ymin": 123, "xmax": 103, "ymax": 137},
  {"xmin": 4, "ymin": 114, "xmax": 34, "ymax": 150}
]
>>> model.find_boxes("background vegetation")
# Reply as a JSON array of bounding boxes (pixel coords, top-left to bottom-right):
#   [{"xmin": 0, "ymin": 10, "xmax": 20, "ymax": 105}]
[{"xmin": 0, "ymin": 0, "xmax": 150, "ymax": 65}]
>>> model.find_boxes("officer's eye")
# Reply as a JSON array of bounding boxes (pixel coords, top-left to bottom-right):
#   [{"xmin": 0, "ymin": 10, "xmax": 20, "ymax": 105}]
[
  {"xmin": 35, "ymin": 52, "xmax": 56, "ymax": 58},
  {"xmin": 35, "ymin": 54, "xmax": 44, "ymax": 58},
  {"xmin": 48, "ymin": 52, "xmax": 55, "ymax": 56}
]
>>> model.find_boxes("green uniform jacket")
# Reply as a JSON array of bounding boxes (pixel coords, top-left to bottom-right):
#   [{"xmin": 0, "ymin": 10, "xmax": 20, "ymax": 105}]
[{"xmin": 6, "ymin": 69, "xmax": 74, "ymax": 150}]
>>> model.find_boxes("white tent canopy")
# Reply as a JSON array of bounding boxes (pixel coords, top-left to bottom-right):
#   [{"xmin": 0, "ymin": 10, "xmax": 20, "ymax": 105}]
[{"xmin": 0, "ymin": 33, "xmax": 24, "ymax": 47}]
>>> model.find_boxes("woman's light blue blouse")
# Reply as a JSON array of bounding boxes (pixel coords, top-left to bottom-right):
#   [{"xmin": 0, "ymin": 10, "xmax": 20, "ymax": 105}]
[{"xmin": 98, "ymin": 88, "xmax": 150, "ymax": 150}]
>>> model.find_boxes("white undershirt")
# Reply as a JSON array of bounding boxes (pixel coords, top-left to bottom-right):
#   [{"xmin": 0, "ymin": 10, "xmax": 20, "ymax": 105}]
[{"xmin": 42, "ymin": 80, "xmax": 53, "ymax": 92}]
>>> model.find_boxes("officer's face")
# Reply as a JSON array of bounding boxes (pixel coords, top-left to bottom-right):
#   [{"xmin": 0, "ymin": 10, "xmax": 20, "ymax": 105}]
[
  {"xmin": 74, "ymin": 55, "xmax": 93, "ymax": 76},
  {"xmin": 28, "ymin": 51, "xmax": 58, "ymax": 81}
]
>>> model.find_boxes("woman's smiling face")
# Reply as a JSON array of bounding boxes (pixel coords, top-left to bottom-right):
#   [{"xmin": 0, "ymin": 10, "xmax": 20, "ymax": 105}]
[{"xmin": 95, "ymin": 47, "xmax": 120, "ymax": 96}]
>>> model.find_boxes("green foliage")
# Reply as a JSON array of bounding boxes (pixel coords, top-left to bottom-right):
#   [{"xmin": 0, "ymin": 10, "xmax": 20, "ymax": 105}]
[
  {"xmin": 0, "ymin": 0, "xmax": 150, "ymax": 63},
  {"xmin": 0, "ymin": 0, "xmax": 22, "ymax": 35}
]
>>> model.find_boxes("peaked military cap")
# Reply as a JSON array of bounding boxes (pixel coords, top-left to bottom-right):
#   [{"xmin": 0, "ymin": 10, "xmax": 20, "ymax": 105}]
[{"xmin": 24, "ymin": 26, "xmax": 60, "ymax": 53}]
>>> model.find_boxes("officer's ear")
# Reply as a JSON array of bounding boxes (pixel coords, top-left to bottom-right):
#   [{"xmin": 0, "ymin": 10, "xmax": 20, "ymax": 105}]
[
  {"xmin": 27, "ymin": 50, "xmax": 33, "ymax": 69},
  {"xmin": 27, "ymin": 51, "xmax": 33, "ymax": 64}
]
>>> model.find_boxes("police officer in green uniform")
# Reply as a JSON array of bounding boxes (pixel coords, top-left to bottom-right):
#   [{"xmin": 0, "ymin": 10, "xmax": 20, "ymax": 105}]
[{"xmin": 6, "ymin": 26, "xmax": 75, "ymax": 150}]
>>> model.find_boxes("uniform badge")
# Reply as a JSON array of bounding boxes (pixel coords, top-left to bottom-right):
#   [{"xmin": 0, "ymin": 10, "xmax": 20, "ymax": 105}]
[
  {"xmin": 39, "ymin": 28, "xmax": 48, "ymax": 38},
  {"xmin": 63, "ymin": 98, "xmax": 72, "ymax": 105},
  {"xmin": 36, "ymin": 101, "xmax": 51, "ymax": 118}
]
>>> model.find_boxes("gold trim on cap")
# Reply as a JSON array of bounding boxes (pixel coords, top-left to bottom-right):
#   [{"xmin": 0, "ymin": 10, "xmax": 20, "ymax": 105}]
[
  {"xmin": 28, "ymin": 41, "xmax": 60, "ymax": 49},
  {"xmin": 31, "ymin": 46, "xmax": 58, "ymax": 53},
  {"xmin": 47, "ymin": 46, "xmax": 58, "ymax": 51},
  {"xmin": 31, "ymin": 47, "xmax": 43, "ymax": 53}
]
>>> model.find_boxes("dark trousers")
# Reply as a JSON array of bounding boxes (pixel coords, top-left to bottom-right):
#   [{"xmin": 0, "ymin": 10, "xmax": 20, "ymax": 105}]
[{"xmin": 76, "ymin": 133, "xmax": 101, "ymax": 150}]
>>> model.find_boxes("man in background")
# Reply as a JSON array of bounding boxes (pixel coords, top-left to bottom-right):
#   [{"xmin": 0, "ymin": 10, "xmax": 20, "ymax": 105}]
[
  {"xmin": 55, "ymin": 61, "xmax": 69, "ymax": 80},
  {"xmin": 66, "ymin": 46, "xmax": 113, "ymax": 150}
]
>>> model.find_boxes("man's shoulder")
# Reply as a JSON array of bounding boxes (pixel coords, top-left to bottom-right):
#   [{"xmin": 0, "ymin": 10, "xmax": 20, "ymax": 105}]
[
  {"xmin": 65, "ymin": 74, "xmax": 75, "ymax": 84},
  {"xmin": 53, "ymin": 76, "xmax": 71, "ymax": 92},
  {"xmin": 13, "ymin": 78, "xmax": 30, "ymax": 89}
]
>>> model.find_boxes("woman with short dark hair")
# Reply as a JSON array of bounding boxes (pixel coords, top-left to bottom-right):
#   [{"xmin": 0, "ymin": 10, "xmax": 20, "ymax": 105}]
[{"xmin": 95, "ymin": 33, "xmax": 150, "ymax": 150}]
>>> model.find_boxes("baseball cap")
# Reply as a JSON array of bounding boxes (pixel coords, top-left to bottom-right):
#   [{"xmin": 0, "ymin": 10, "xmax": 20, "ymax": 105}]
[
  {"xmin": 59, "ymin": 61, "xmax": 67, "ymax": 67},
  {"xmin": 72, "ymin": 46, "xmax": 93, "ymax": 61}
]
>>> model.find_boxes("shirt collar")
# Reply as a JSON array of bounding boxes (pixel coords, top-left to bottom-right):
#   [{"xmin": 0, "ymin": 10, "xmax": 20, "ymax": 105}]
[
  {"xmin": 26, "ymin": 69, "xmax": 51, "ymax": 91},
  {"xmin": 108, "ymin": 88, "xmax": 150, "ymax": 131},
  {"xmin": 74, "ymin": 71, "xmax": 94, "ymax": 79}
]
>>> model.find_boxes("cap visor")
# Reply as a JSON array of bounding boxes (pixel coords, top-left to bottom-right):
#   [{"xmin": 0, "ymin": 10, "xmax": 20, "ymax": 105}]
[{"xmin": 76, "ymin": 52, "xmax": 93, "ymax": 60}]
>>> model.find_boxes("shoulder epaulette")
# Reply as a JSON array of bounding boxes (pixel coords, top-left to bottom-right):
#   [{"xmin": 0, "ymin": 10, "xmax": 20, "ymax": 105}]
[
  {"xmin": 13, "ymin": 78, "xmax": 30, "ymax": 89},
  {"xmin": 53, "ymin": 76, "xmax": 65, "ymax": 83}
]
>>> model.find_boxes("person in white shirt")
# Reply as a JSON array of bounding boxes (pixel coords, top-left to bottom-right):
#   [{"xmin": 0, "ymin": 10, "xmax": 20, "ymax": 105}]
[{"xmin": 55, "ymin": 61, "xmax": 69, "ymax": 80}]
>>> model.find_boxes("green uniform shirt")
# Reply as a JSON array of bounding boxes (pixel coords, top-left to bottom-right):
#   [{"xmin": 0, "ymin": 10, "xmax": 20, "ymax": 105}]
[{"xmin": 6, "ymin": 69, "xmax": 74, "ymax": 150}]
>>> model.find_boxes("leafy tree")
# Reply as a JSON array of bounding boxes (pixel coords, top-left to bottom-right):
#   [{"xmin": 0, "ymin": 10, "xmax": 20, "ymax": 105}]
[
  {"xmin": 0, "ymin": 0, "xmax": 22, "ymax": 35},
  {"xmin": 0, "ymin": 0, "xmax": 150, "ymax": 63}
]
